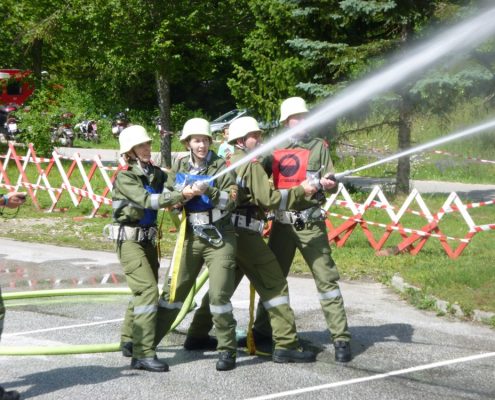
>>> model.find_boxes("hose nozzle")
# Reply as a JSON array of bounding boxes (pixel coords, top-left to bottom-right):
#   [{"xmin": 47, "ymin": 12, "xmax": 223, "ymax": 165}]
[{"xmin": 333, "ymin": 170, "xmax": 353, "ymax": 180}]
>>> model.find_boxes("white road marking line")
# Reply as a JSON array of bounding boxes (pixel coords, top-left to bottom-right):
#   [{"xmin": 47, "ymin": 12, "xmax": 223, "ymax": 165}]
[
  {"xmin": 3, "ymin": 318, "xmax": 124, "ymax": 337},
  {"xmin": 244, "ymin": 352, "xmax": 495, "ymax": 400}
]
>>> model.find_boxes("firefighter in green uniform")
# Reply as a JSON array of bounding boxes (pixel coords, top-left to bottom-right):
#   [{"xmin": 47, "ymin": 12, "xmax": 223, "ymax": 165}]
[
  {"xmin": 153, "ymin": 118, "xmax": 240, "ymax": 371},
  {"xmin": 109, "ymin": 125, "xmax": 203, "ymax": 372},
  {"xmin": 253, "ymin": 97, "xmax": 352, "ymax": 363},
  {"xmin": 184, "ymin": 116, "xmax": 318, "ymax": 363},
  {"xmin": 0, "ymin": 191, "xmax": 25, "ymax": 400}
]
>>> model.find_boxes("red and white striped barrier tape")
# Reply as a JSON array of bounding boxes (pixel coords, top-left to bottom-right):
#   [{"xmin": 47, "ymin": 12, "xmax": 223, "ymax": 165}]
[
  {"xmin": 431, "ymin": 150, "xmax": 495, "ymax": 165},
  {"xmin": 327, "ymin": 211, "xmax": 472, "ymax": 243}
]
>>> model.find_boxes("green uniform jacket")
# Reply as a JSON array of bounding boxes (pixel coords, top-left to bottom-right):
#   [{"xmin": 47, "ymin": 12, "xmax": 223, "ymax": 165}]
[
  {"xmin": 112, "ymin": 162, "xmax": 183, "ymax": 225},
  {"xmin": 174, "ymin": 151, "xmax": 237, "ymax": 213},
  {"xmin": 231, "ymin": 148, "xmax": 306, "ymax": 217}
]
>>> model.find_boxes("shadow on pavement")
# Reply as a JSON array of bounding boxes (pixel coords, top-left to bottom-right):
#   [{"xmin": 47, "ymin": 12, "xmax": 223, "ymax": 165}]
[
  {"xmin": 300, "ymin": 323, "xmax": 414, "ymax": 359},
  {"xmin": 3, "ymin": 365, "xmax": 128, "ymax": 399}
]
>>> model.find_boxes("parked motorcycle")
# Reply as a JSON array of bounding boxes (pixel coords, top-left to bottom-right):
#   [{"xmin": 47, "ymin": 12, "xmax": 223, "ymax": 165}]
[
  {"xmin": 4, "ymin": 115, "xmax": 20, "ymax": 140},
  {"xmin": 0, "ymin": 103, "xmax": 19, "ymax": 139},
  {"xmin": 111, "ymin": 111, "xmax": 129, "ymax": 138},
  {"xmin": 51, "ymin": 112, "xmax": 75, "ymax": 147},
  {"xmin": 75, "ymin": 119, "xmax": 99, "ymax": 143}
]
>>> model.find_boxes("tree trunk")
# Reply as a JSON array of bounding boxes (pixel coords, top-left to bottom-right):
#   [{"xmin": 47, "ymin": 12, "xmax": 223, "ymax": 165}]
[
  {"xmin": 396, "ymin": 92, "xmax": 412, "ymax": 194},
  {"xmin": 395, "ymin": 21, "xmax": 414, "ymax": 195},
  {"xmin": 155, "ymin": 71, "xmax": 172, "ymax": 168},
  {"xmin": 31, "ymin": 39, "xmax": 43, "ymax": 80}
]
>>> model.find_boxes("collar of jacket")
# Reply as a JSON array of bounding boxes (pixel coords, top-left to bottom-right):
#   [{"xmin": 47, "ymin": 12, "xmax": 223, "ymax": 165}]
[
  {"xmin": 127, "ymin": 160, "xmax": 154, "ymax": 177},
  {"xmin": 188, "ymin": 150, "xmax": 213, "ymax": 173},
  {"xmin": 288, "ymin": 135, "xmax": 313, "ymax": 148}
]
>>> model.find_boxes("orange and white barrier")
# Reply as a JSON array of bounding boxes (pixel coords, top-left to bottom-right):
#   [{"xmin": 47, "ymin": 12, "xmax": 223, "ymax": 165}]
[
  {"xmin": 0, "ymin": 142, "xmax": 125, "ymax": 217},
  {"xmin": 1, "ymin": 143, "xmax": 493, "ymax": 257},
  {"xmin": 323, "ymin": 184, "xmax": 494, "ymax": 259}
]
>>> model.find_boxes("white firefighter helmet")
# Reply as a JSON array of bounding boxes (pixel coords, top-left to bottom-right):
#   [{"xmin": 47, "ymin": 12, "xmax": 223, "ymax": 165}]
[
  {"xmin": 279, "ymin": 96, "xmax": 309, "ymax": 123},
  {"xmin": 179, "ymin": 118, "xmax": 212, "ymax": 142},
  {"xmin": 119, "ymin": 125, "xmax": 152, "ymax": 155},
  {"xmin": 228, "ymin": 116, "xmax": 261, "ymax": 144}
]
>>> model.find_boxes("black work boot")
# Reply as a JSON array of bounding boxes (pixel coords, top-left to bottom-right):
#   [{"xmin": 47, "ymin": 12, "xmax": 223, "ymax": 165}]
[
  {"xmin": 272, "ymin": 348, "xmax": 316, "ymax": 363},
  {"xmin": 216, "ymin": 351, "xmax": 236, "ymax": 371},
  {"xmin": 334, "ymin": 341, "xmax": 352, "ymax": 363},
  {"xmin": 184, "ymin": 335, "xmax": 218, "ymax": 351},
  {"xmin": 121, "ymin": 341, "xmax": 133, "ymax": 357},
  {"xmin": 0, "ymin": 386, "xmax": 20, "ymax": 400},
  {"xmin": 131, "ymin": 356, "xmax": 169, "ymax": 372}
]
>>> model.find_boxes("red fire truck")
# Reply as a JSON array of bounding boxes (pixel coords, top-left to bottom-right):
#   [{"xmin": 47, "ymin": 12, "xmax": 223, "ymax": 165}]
[{"xmin": 0, "ymin": 69, "xmax": 35, "ymax": 106}]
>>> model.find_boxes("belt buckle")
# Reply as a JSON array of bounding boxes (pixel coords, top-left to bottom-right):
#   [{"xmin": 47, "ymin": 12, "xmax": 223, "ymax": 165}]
[
  {"xmin": 190, "ymin": 212, "xmax": 209, "ymax": 225},
  {"xmin": 137, "ymin": 227, "xmax": 146, "ymax": 241},
  {"xmin": 137, "ymin": 227, "xmax": 156, "ymax": 242},
  {"xmin": 274, "ymin": 210, "xmax": 286, "ymax": 223}
]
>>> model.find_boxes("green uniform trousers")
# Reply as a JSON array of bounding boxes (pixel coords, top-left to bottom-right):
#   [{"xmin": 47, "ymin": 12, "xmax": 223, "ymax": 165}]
[
  {"xmin": 186, "ymin": 266, "xmax": 243, "ymax": 339},
  {"xmin": 117, "ymin": 240, "xmax": 160, "ymax": 359},
  {"xmin": 255, "ymin": 220, "xmax": 351, "ymax": 342},
  {"xmin": 155, "ymin": 223, "xmax": 238, "ymax": 352},
  {"xmin": 187, "ymin": 228, "xmax": 301, "ymax": 350}
]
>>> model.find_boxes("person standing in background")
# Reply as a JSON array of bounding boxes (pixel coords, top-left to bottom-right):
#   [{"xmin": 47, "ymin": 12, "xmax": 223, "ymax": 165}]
[{"xmin": 217, "ymin": 124, "xmax": 234, "ymax": 160}]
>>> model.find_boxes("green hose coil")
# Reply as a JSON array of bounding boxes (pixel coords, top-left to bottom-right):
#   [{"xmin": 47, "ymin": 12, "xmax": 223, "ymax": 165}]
[{"xmin": 0, "ymin": 269, "xmax": 209, "ymax": 356}]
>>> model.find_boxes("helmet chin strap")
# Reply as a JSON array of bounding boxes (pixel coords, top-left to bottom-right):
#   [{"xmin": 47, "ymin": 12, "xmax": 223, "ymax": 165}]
[
  {"xmin": 128, "ymin": 150, "xmax": 152, "ymax": 173},
  {"xmin": 235, "ymin": 138, "xmax": 247, "ymax": 150},
  {"xmin": 189, "ymin": 149, "xmax": 207, "ymax": 168},
  {"xmin": 237, "ymin": 137, "xmax": 261, "ymax": 152}
]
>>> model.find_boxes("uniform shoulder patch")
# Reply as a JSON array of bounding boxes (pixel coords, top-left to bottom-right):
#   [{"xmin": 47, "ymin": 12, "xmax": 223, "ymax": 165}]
[
  {"xmin": 172, "ymin": 153, "xmax": 188, "ymax": 170},
  {"xmin": 322, "ymin": 139, "xmax": 329, "ymax": 148},
  {"xmin": 174, "ymin": 153, "xmax": 189, "ymax": 165}
]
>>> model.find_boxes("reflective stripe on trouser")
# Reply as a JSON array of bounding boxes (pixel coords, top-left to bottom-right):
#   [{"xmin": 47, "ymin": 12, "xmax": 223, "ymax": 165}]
[
  {"xmin": 0, "ymin": 286, "xmax": 5, "ymax": 339},
  {"xmin": 155, "ymin": 226, "xmax": 238, "ymax": 351},
  {"xmin": 254, "ymin": 220, "xmax": 351, "ymax": 342},
  {"xmin": 117, "ymin": 240, "xmax": 160, "ymax": 358},
  {"xmin": 187, "ymin": 266, "xmax": 244, "ymax": 338}
]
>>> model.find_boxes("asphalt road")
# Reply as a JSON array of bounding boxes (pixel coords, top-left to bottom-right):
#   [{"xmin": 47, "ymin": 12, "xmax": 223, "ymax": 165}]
[{"xmin": 0, "ymin": 238, "xmax": 494, "ymax": 400}]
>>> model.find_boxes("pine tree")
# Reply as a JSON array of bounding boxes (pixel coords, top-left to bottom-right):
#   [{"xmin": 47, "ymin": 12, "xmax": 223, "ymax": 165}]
[{"xmin": 230, "ymin": 0, "xmax": 494, "ymax": 193}]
